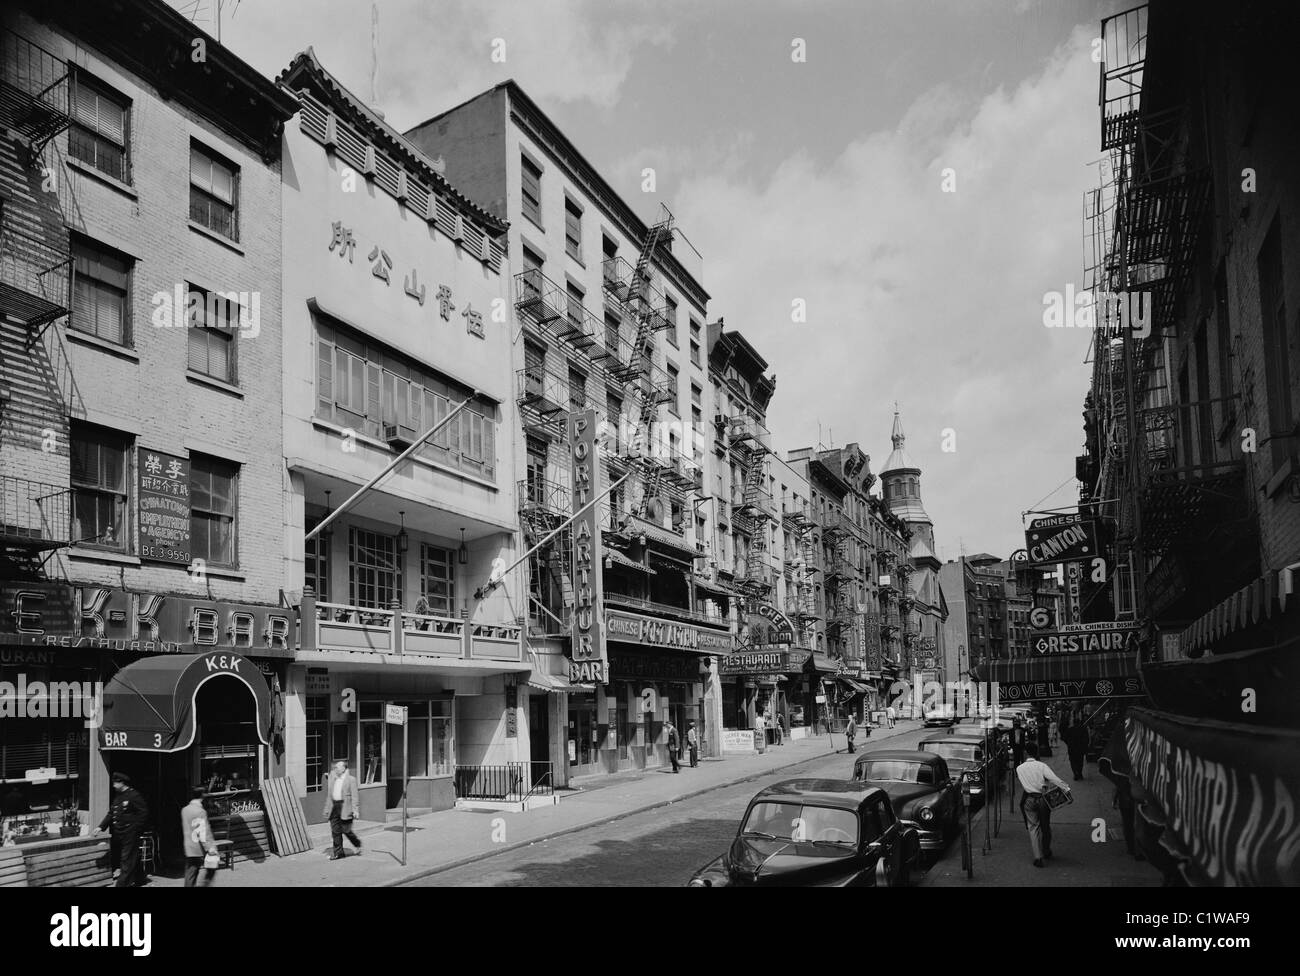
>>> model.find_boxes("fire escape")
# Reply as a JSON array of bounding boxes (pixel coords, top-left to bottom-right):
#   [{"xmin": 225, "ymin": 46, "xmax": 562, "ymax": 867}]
[
  {"xmin": 514, "ymin": 205, "xmax": 697, "ymax": 630},
  {"xmin": 822, "ymin": 512, "xmax": 853, "ymax": 654},
  {"xmin": 1, "ymin": 30, "xmax": 80, "ymax": 581},
  {"xmin": 782, "ymin": 502, "xmax": 819, "ymax": 647},
  {"xmin": 1093, "ymin": 5, "xmax": 1243, "ymax": 619},
  {"xmin": 726, "ymin": 412, "xmax": 774, "ymax": 604}
]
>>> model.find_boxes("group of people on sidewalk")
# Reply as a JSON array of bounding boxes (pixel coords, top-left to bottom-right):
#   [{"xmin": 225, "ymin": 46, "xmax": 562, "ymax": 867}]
[{"xmin": 664, "ymin": 721, "xmax": 700, "ymax": 772}]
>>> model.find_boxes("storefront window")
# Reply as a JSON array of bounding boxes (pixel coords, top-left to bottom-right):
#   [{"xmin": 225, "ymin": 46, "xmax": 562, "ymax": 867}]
[
  {"xmin": 305, "ymin": 694, "xmax": 328, "ymax": 792},
  {"xmin": 431, "ymin": 699, "xmax": 454, "ymax": 775},
  {"xmin": 360, "ymin": 702, "xmax": 384, "ymax": 784}
]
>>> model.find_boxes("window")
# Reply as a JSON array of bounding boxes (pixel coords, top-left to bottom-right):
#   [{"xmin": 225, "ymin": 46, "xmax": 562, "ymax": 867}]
[
  {"xmin": 666, "ymin": 362, "xmax": 679, "ymax": 408},
  {"xmin": 186, "ymin": 284, "xmax": 238, "ymax": 384},
  {"xmin": 566, "ymin": 280, "xmax": 585, "ymax": 334},
  {"xmin": 69, "ymin": 70, "xmax": 129, "ymax": 183},
  {"xmin": 665, "ymin": 295, "xmax": 679, "ymax": 346},
  {"xmin": 71, "ymin": 238, "xmax": 130, "ymax": 345},
  {"xmin": 305, "ymin": 517, "xmax": 330, "ymax": 602},
  {"xmin": 304, "ymin": 695, "xmax": 329, "ymax": 793},
  {"xmin": 420, "ymin": 545, "xmax": 455, "ymax": 615},
  {"xmin": 349, "ymin": 527, "xmax": 402, "ymax": 609},
  {"xmin": 190, "ymin": 454, "xmax": 238, "ymax": 568},
  {"xmin": 606, "ymin": 392, "xmax": 623, "ymax": 451},
  {"xmin": 190, "ymin": 142, "xmax": 238, "ymax": 240},
  {"xmin": 691, "ymin": 382, "xmax": 702, "ymax": 406},
  {"xmin": 315, "ymin": 318, "xmax": 498, "ymax": 481},
  {"xmin": 602, "ymin": 234, "xmax": 618, "ymax": 284},
  {"xmin": 568, "ymin": 366, "xmax": 587, "ymax": 413},
  {"xmin": 521, "ymin": 154, "xmax": 542, "ymax": 225},
  {"xmin": 71, "ymin": 422, "xmax": 129, "ymax": 551},
  {"xmin": 605, "ymin": 308, "xmax": 621, "ymax": 357},
  {"xmin": 564, "ymin": 197, "xmax": 583, "ymax": 262},
  {"xmin": 1258, "ymin": 216, "xmax": 1291, "ymax": 473},
  {"xmin": 690, "ymin": 318, "xmax": 702, "ymax": 365},
  {"xmin": 520, "ymin": 244, "xmax": 544, "ymax": 301}
]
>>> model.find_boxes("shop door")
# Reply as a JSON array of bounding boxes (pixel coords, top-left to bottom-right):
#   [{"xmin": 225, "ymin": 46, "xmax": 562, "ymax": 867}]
[
  {"xmin": 567, "ymin": 697, "xmax": 600, "ymax": 776},
  {"xmin": 528, "ymin": 696, "xmax": 550, "ymax": 778}
]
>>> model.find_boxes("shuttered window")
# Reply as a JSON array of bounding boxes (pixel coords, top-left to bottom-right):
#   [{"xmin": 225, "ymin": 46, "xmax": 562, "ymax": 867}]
[
  {"xmin": 521, "ymin": 154, "xmax": 542, "ymax": 225},
  {"xmin": 565, "ymin": 197, "xmax": 582, "ymax": 261},
  {"xmin": 186, "ymin": 285, "xmax": 238, "ymax": 384},
  {"xmin": 69, "ymin": 71, "xmax": 129, "ymax": 183},
  {"xmin": 71, "ymin": 239, "xmax": 130, "ymax": 345},
  {"xmin": 190, "ymin": 454, "xmax": 238, "ymax": 568},
  {"xmin": 190, "ymin": 143, "xmax": 239, "ymax": 240}
]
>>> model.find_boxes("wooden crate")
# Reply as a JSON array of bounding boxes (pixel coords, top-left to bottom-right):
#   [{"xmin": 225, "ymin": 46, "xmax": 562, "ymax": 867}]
[
  {"xmin": 23, "ymin": 836, "xmax": 111, "ymax": 888},
  {"xmin": 0, "ymin": 847, "xmax": 28, "ymax": 887}
]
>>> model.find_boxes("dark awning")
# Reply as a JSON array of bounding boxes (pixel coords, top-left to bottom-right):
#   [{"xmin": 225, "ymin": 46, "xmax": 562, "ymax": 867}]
[
  {"xmin": 975, "ymin": 653, "xmax": 1139, "ymax": 684},
  {"xmin": 837, "ymin": 676, "xmax": 871, "ymax": 694},
  {"xmin": 802, "ymin": 652, "xmax": 839, "ymax": 674},
  {"xmin": 99, "ymin": 652, "xmax": 273, "ymax": 753}
]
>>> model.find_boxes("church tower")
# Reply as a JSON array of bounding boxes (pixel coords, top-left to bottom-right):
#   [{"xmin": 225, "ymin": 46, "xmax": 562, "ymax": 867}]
[{"xmin": 881, "ymin": 408, "xmax": 936, "ymax": 559}]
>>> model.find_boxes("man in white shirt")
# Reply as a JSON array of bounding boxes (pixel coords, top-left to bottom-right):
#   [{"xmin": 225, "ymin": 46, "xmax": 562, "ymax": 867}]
[
  {"xmin": 1015, "ymin": 742, "xmax": 1069, "ymax": 867},
  {"xmin": 322, "ymin": 759, "xmax": 363, "ymax": 860}
]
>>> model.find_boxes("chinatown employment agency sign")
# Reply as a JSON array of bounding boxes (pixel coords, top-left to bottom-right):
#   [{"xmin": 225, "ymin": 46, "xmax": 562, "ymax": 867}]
[
  {"xmin": 568, "ymin": 410, "xmax": 609, "ymax": 686},
  {"xmin": 1033, "ymin": 622, "xmax": 1140, "ymax": 655},
  {"xmin": 138, "ymin": 449, "xmax": 191, "ymax": 565},
  {"xmin": 1025, "ymin": 513, "xmax": 1098, "ymax": 567}
]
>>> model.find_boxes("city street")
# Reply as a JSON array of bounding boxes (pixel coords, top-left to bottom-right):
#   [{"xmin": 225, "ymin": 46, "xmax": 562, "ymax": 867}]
[{"xmin": 406, "ymin": 727, "xmax": 937, "ymax": 887}]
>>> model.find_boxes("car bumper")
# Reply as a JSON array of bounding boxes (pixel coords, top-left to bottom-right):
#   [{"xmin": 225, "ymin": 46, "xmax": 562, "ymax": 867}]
[{"xmin": 900, "ymin": 820, "xmax": 946, "ymax": 850}]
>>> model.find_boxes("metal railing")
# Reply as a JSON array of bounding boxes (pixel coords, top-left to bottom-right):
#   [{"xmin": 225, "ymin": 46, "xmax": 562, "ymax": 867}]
[
  {"xmin": 454, "ymin": 761, "xmax": 555, "ymax": 801},
  {"xmin": 0, "ymin": 475, "xmax": 72, "ymax": 546},
  {"xmin": 603, "ymin": 591, "xmax": 726, "ymax": 626},
  {"xmin": 1, "ymin": 30, "xmax": 70, "ymax": 145},
  {"xmin": 519, "ymin": 477, "xmax": 571, "ymax": 515}
]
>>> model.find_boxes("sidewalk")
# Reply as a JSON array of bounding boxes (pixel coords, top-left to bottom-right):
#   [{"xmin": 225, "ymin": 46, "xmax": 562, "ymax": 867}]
[
  {"xmin": 919, "ymin": 746, "xmax": 1163, "ymax": 887},
  {"xmin": 147, "ymin": 720, "xmax": 923, "ymax": 887}
]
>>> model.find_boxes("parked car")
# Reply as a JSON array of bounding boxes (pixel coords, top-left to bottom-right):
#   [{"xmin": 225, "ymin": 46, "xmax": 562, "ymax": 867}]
[
  {"xmin": 923, "ymin": 703, "xmax": 957, "ymax": 727},
  {"xmin": 918, "ymin": 733, "xmax": 995, "ymax": 805},
  {"xmin": 851, "ymin": 750, "xmax": 960, "ymax": 852},
  {"xmin": 687, "ymin": 779, "xmax": 921, "ymax": 887}
]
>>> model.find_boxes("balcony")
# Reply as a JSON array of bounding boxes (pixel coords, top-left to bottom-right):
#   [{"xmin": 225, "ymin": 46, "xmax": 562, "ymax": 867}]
[
  {"xmin": 600, "ymin": 256, "xmax": 675, "ymax": 332},
  {"xmin": 304, "ymin": 596, "xmax": 522, "ymax": 664},
  {"xmin": 0, "ymin": 216, "xmax": 71, "ymax": 331},
  {"xmin": 1, "ymin": 475, "xmax": 72, "ymax": 552},
  {"xmin": 603, "ymin": 591, "xmax": 724, "ymax": 627},
  {"xmin": 722, "ymin": 413, "xmax": 772, "ymax": 456}
]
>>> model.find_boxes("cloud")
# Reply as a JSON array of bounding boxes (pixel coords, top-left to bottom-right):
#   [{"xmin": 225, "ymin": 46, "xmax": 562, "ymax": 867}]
[{"xmin": 667, "ymin": 25, "xmax": 1100, "ymax": 557}]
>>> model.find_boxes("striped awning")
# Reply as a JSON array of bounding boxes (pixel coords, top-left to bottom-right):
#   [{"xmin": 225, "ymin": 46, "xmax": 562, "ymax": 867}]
[
  {"xmin": 975, "ymin": 652, "xmax": 1137, "ymax": 684},
  {"xmin": 524, "ymin": 671, "xmax": 595, "ymax": 694}
]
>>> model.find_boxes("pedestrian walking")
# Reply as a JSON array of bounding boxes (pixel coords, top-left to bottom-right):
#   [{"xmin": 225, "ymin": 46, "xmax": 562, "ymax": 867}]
[
  {"xmin": 776, "ymin": 713, "xmax": 786, "ymax": 745},
  {"xmin": 95, "ymin": 772, "xmax": 149, "ymax": 887},
  {"xmin": 1015, "ymin": 742, "xmax": 1069, "ymax": 867},
  {"xmin": 1049, "ymin": 716, "xmax": 1059, "ymax": 746},
  {"xmin": 1063, "ymin": 721, "xmax": 1089, "ymax": 781},
  {"xmin": 322, "ymin": 759, "xmax": 364, "ymax": 860},
  {"xmin": 686, "ymin": 721, "xmax": 699, "ymax": 767},
  {"xmin": 886, "ymin": 704, "xmax": 896, "ymax": 729},
  {"xmin": 665, "ymin": 720, "xmax": 681, "ymax": 773},
  {"xmin": 181, "ymin": 788, "xmax": 219, "ymax": 887},
  {"xmin": 845, "ymin": 713, "xmax": 857, "ymax": 753}
]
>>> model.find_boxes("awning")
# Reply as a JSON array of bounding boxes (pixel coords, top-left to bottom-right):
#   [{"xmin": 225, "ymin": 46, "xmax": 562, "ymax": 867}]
[
  {"xmin": 837, "ymin": 676, "xmax": 871, "ymax": 694},
  {"xmin": 625, "ymin": 515, "xmax": 699, "ymax": 560},
  {"xmin": 524, "ymin": 671, "xmax": 595, "ymax": 694},
  {"xmin": 99, "ymin": 652, "xmax": 272, "ymax": 753},
  {"xmin": 604, "ymin": 548, "xmax": 655, "ymax": 574},
  {"xmin": 802, "ymin": 652, "xmax": 839, "ymax": 674},
  {"xmin": 692, "ymin": 575, "xmax": 732, "ymax": 598},
  {"xmin": 975, "ymin": 652, "xmax": 1140, "ymax": 686}
]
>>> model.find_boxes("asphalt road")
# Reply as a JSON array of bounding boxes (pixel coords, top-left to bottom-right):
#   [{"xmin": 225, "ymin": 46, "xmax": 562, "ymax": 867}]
[{"xmin": 403, "ymin": 725, "xmax": 982, "ymax": 887}]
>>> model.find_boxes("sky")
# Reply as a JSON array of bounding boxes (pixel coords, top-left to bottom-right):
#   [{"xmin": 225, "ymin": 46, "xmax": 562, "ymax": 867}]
[{"xmin": 176, "ymin": 0, "xmax": 1126, "ymax": 560}]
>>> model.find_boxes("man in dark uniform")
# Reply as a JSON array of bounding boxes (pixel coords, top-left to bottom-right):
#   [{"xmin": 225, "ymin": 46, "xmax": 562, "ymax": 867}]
[
  {"xmin": 1009, "ymin": 717, "xmax": 1027, "ymax": 768},
  {"xmin": 1063, "ymin": 721, "xmax": 1090, "ymax": 781},
  {"xmin": 96, "ymin": 772, "xmax": 149, "ymax": 887}
]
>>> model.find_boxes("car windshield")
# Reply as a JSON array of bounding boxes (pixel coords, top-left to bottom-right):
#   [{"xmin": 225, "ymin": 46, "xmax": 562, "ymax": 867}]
[
  {"xmin": 855, "ymin": 761, "xmax": 930, "ymax": 784},
  {"xmin": 922, "ymin": 742, "xmax": 978, "ymax": 762},
  {"xmin": 742, "ymin": 802, "xmax": 859, "ymax": 846}
]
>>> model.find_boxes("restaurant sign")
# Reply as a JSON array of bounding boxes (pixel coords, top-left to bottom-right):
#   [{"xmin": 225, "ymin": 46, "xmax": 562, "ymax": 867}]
[
  {"xmin": 568, "ymin": 410, "xmax": 608, "ymax": 684},
  {"xmin": 1032, "ymin": 622, "xmax": 1140, "ymax": 655},
  {"xmin": 2, "ymin": 581, "xmax": 77, "ymax": 646},
  {"xmin": 1126, "ymin": 707, "xmax": 1300, "ymax": 886},
  {"xmin": 9, "ymin": 587, "xmax": 295, "ymax": 659},
  {"xmin": 138, "ymin": 449, "xmax": 191, "ymax": 565},
  {"xmin": 1025, "ymin": 513, "xmax": 1098, "ymax": 567},
  {"xmin": 605, "ymin": 609, "xmax": 733, "ymax": 654},
  {"xmin": 608, "ymin": 650, "xmax": 705, "ymax": 682},
  {"xmin": 718, "ymin": 651, "xmax": 790, "ymax": 676}
]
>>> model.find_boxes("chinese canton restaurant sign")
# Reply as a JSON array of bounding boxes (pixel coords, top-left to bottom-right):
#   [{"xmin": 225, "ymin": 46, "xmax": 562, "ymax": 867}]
[{"xmin": 138, "ymin": 449, "xmax": 191, "ymax": 565}]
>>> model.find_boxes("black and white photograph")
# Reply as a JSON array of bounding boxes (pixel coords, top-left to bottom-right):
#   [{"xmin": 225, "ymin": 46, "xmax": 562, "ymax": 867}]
[{"xmin": 0, "ymin": 0, "xmax": 1294, "ymax": 952}]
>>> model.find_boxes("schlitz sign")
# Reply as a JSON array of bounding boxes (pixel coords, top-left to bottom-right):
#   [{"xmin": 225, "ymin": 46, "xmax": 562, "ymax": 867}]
[
  {"xmin": 1032, "ymin": 622, "xmax": 1140, "ymax": 655},
  {"xmin": 1025, "ymin": 513, "xmax": 1099, "ymax": 567},
  {"xmin": 5, "ymin": 586, "xmax": 294, "ymax": 658}
]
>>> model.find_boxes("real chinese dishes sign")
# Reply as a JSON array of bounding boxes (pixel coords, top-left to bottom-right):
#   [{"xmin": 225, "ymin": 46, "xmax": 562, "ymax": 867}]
[{"xmin": 138, "ymin": 449, "xmax": 191, "ymax": 565}]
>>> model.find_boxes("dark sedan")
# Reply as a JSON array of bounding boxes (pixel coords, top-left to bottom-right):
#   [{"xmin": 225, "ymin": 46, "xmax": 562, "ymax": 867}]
[
  {"xmin": 687, "ymin": 779, "xmax": 920, "ymax": 887},
  {"xmin": 918, "ymin": 733, "xmax": 994, "ymax": 805},
  {"xmin": 851, "ymin": 750, "xmax": 961, "ymax": 852}
]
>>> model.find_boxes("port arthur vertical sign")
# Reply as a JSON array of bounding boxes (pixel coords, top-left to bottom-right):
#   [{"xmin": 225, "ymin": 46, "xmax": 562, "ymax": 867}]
[
  {"xmin": 568, "ymin": 410, "xmax": 608, "ymax": 685},
  {"xmin": 1025, "ymin": 512, "xmax": 1098, "ymax": 567}
]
